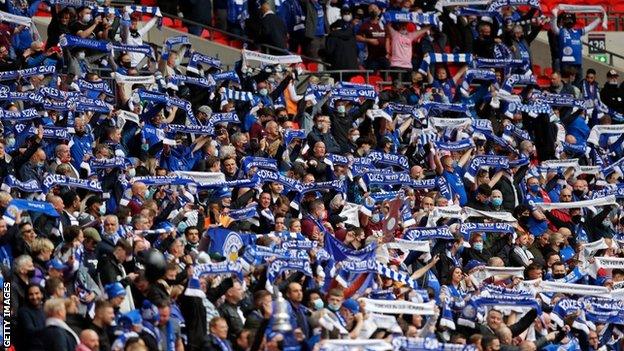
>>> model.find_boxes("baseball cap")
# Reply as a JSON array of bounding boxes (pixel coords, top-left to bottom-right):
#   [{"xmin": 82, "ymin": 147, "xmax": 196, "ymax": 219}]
[
  {"xmin": 105, "ymin": 282, "xmax": 126, "ymax": 299},
  {"xmin": 83, "ymin": 227, "xmax": 101, "ymax": 242},
  {"xmin": 607, "ymin": 69, "xmax": 619, "ymax": 77},
  {"xmin": 342, "ymin": 298, "xmax": 360, "ymax": 314},
  {"xmin": 48, "ymin": 259, "xmax": 65, "ymax": 271}
]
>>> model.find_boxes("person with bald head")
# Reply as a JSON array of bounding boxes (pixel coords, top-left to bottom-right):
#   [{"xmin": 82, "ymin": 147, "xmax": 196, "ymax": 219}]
[
  {"xmin": 128, "ymin": 181, "xmax": 148, "ymax": 216},
  {"xmin": 19, "ymin": 147, "xmax": 47, "ymax": 184},
  {"xmin": 76, "ymin": 329, "xmax": 100, "ymax": 351}
]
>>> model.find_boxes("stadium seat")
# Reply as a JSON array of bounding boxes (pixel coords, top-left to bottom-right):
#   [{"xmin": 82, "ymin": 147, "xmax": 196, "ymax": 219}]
[
  {"xmin": 368, "ymin": 75, "xmax": 383, "ymax": 91},
  {"xmin": 306, "ymin": 62, "xmax": 319, "ymax": 72},
  {"xmin": 543, "ymin": 67, "xmax": 553, "ymax": 77},
  {"xmin": 532, "ymin": 64, "xmax": 542, "ymax": 76},
  {"xmin": 537, "ymin": 76, "xmax": 551, "ymax": 88},
  {"xmin": 349, "ymin": 75, "xmax": 366, "ymax": 84}
]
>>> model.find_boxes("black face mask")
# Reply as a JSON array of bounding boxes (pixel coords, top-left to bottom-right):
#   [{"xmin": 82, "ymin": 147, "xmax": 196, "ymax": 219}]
[
  {"xmin": 572, "ymin": 189, "xmax": 585, "ymax": 198},
  {"xmin": 122, "ymin": 61, "xmax": 132, "ymax": 69},
  {"xmin": 519, "ymin": 216, "xmax": 530, "ymax": 224},
  {"xmin": 75, "ymin": 130, "xmax": 86, "ymax": 137},
  {"xmin": 26, "ymin": 269, "xmax": 36, "ymax": 278},
  {"xmin": 552, "ymin": 273, "xmax": 566, "ymax": 279},
  {"xmin": 558, "ymin": 242, "xmax": 566, "ymax": 249},
  {"xmin": 571, "ymin": 215, "xmax": 583, "ymax": 224}
]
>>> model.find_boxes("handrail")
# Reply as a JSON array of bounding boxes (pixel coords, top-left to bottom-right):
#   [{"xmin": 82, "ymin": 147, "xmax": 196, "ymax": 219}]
[
  {"xmin": 161, "ymin": 12, "xmax": 331, "ymax": 67},
  {"xmin": 582, "ymin": 40, "xmax": 624, "ymax": 67}
]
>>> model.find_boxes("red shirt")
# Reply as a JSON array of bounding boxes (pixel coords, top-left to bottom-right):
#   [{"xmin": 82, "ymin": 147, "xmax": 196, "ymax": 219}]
[{"xmin": 358, "ymin": 20, "xmax": 386, "ymax": 59}]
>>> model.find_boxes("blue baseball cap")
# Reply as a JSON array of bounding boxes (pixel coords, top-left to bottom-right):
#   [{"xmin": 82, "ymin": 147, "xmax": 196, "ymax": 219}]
[
  {"xmin": 48, "ymin": 259, "xmax": 65, "ymax": 271},
  {"xmin": 105, "ymin": 282, "xmax": 126, "ymax": 299},
  {"xmin": 342, "ymin": 298, "xmax": 360, "ymax": 314}
]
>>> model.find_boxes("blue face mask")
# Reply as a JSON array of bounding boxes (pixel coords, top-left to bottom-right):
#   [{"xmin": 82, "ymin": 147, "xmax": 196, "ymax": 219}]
[
  {"xmin": 313, "ymin": 299, "xmax": 324, "ymax": 310},
  {"xmin": 492, "ymin": 198, "xmax": 503, "ymax": 207},
  {"xmin": 529, "ymin": 184, "xmax": 540, "ymax": 193},
  {"xmin": 473, "ymin": 242, "xmax": 483, "ymax": 252},
  {"xmin": 371, "ymin": 212, "xmax": 382, "ymax": 223},
  {"xmin": 328, "ymin": 303, "xmax": 340, "ymax": 312}
]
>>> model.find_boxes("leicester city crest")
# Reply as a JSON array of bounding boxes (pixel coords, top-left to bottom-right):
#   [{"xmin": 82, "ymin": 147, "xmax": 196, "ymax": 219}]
[{"xmin": 223, "ymin": 231, "xmax": 243, "ymax": 261}]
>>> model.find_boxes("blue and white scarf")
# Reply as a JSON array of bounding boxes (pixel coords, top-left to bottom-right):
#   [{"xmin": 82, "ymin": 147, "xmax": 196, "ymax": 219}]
[
  {"xmin": 89, "ymin": 157, "xmax": 132, "ymax": 169},
  {"xmin": 460, "ymin": 69, "xmax": 497, "ymax": 96},
  {"xmin": 77, "ymin": 79, "xmax": 114, "ymax": 96},
  {"xmin": 500, "ymin": 74, "xmax": 537, "ymax": 95},
  {"xmin": 419, "ymin": 53, "xmax": 473, "ymax": 74},
  {"xmin": 382, "ymin": 11, "xmax": 441, "ymax": 29},
  {"xmin": 2, "ymin": 175, "xmax": 42, "ymax": 193},
  {"xmin": 465, "ymin": 155, "xmax": 509, "ymax": 182},
  {"xmin": 487, "ymin": 0, "xmax": 540, "ymax": 11},
  {"xmin": 368, "ymin": 151, "xmax": 409, "ymax": 170},
  {"xmin": 212, "ymin": 70, "xmax": 240, "ymax": 84},
  {"xmin": 459, "ymin": 222, "xmax": 514, "ymax": 239},
  {"xmin": 194, "ymin": 259, "xmax": 243, "ymax": 280},
  {"xmin": 207, "ymin": 112, "xmax": 240, "ymax": 128},
  {"xmin": 241, "ymin": 156, "xmax": 278, "ymax": 173},
  {"xmin": 59, "ymin": 34, "xmax": 111, "ymax": 52},
  {"xmin": 267, "ymin": 258, "xmax": 312, "ymax": 283},
  {"xmin": 436, "ymin": 138, "xmax": 474, "ymax": 152},
  {"xmin": 187, "ymin": 52, "xmax": 221, "ymax": 74},
  {"xmin": 220, "ymin": 88, "xmax": 257, "ymax": 103},
  {"xmin": 0, "ymin": 65, "xmax": 55, "ymax": 81},
  {"xmin": 15, "ymin": 124, "xmax": 70, "ymax": 140},
  {"xmin": 283, "ymin": 129, "xmax": 306, "ymax": 145},
  {"xmin": 502, "ymin": 124, "xmax": 531, "ymax": 144},
  {"xmin": 48, "ymin": 0, "xmax": 96, "ymax": 7},
  {"xmin": 403, "ymin": 226, "xmax": 453, "ymax": 240},
  {"xmin": 42, "ymin": 174, "xmax": 102, "ymax": 193},
  {"xmin": 165, "ymin": 124, "xmax": 215, "ymax": 136},
  {"xmin": 253, "ymin": 169, "xmax": 303, "ymax": 192},
  {"xmin": 0, "ymin": 108, "xmax": 38, "ymax": 121}
]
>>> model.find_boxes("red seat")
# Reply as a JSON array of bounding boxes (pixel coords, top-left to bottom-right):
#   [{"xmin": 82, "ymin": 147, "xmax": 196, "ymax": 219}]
[
  {"xmin": 532, "ymin": 64, "xmax": 542, "ymax": 76},
  {"xmin": 306, "ymin": 62, "xmax": 319, "ymax": 72},
  {"xmin": 214, "ymin": 37, "xmax": 230, "ymax": 46},
  {"xmin": 543, "ymin": 67, "xmax": 554, "ymax": 77},
  {"xmin": 141, "ymin": 0, "xmax": 158, "ymax": 5},
  {"xmin": 162, "ymin": 17, "xmax": 175, "ymax": 27},
  {"xmin": 230, "ymin": 40, "xmax": 244, "ymax": 49},
  {"xmin": 537, "ymin": 76, "xmax": 550, "ymax": 88},
  {"xmin": 349, "ymin": 75, "xmax": 366, "ymax": 84},
  {"xmin": 368, "ymin": 75, "xmax": 383, "ymax": 91}
]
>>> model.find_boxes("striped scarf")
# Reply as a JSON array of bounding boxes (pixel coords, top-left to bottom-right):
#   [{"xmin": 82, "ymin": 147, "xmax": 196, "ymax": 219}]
[{"xmin": 419, "ymin": 53, "xmax": 473, "ymax": 74}]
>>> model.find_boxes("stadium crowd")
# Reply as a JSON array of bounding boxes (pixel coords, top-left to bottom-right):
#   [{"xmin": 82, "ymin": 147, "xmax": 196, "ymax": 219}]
[{"xmin": 0, "ymin": 0, "xmax": 622, "ymax": 351}]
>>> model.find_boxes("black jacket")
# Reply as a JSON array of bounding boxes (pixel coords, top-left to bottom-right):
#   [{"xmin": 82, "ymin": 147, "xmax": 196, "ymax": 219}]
[
  {"xmin": 218, "ymin": 301, "xmax": 245, "ymax": 342},
  {"xmin": 97, "ymin": 252, "xmax": 130, "ymax": 288},
  {"xmin": 34, "ymin": 325, "xmax": 78, "ymax": 351},
  {"xmin": 325, "ymin": 22, "xmax": 359, "ymax": 70},
  {"xmin": 260, "ymin": 12, "xmax": 288, "ymax": 52},
  {"xmin": 601, "ymin": 82, "xmax": 624, "ymax": 114},
  {"xmin": 179, "ymin": 294, "xmax": 207, "ymax": 351},
  {"xmin": 16, "ymin": 305, "xmax": 45, "ymax": 350},
  {"xmin": 202, "ymin": 334, "xmax": 234, "ymax": 351}
]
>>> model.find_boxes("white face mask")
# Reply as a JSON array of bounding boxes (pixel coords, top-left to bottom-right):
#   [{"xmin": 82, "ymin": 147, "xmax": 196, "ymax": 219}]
[
  {"xmin": 127, "ymin": 168, "xmax": 136, "ymax": 178},
  {"xmin": 77, "ymin": 52, "xmax": 86, "ymax": 60},
  {"xmin": 337, "ymin": 105, "xmax": 346, "ymax": 114},
  {"xmin": 342, "ymin": 14, "xmax": 352, "ymax": 22},
  {"xmin": 350, "ymin": 134, "xmax": 359, "ymax": 142},
  {"xmin": 82, "ymin": 14, "xmax": 92, "ymax": 23}
]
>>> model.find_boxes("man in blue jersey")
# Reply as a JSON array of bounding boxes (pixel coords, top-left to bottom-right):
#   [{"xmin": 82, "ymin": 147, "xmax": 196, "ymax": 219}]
[{"xmin": 551, "ymin": 12, "xmax": 601, "ymax": 86}]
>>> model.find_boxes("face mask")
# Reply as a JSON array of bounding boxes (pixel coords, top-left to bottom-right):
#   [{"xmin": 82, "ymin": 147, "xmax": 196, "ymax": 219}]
[
  {"xmin": 99, "ymin": 203, "xmax": 106, "ymax": 216},
  {"xmin": 259, "ymin": 88, "xmax": 268, "ymax": 96},
  {"xmin": 26, "ymin": 269, "xmax": 36, "ymax": 278},
  {"xmin": 456, "ymin": 245, "xmax": 464, "ymax": 255},
  {"xmin": 529, "ymin": 184, "xmax": 540, "ymax": 193},
  {"xmin": 82, "ymin": 14, "xmax": 92, "ymax": 23},
  {"xmin": 371, "ymin": 212, "xmax": 382, "ymax": 223},
  {"xmin": 127, "ymin": 168, "xmax": 136, "ymax": 178},
  {"xmin": 571, "ymin": 215, "xmax": 582, "ymax": 224},
  {"xmin": 473, "ymin": 242, "xmax": 483, "ymax": 252},
  {"xmin": 351, "ymin": 135, "xmax": 359, "ymax": 142},
  {"xmin": 515, "ymin": 122, "xmax": 523, "ymax": 129},
  {"xmin": 313, "ymin": 299, "xmax": 324, "ymax": 310},
  {"xmin": 122, "ymin": 61, "xmax": 132, "ymax": 69},
  {"xmin": 342, "ymin": 14, "xmax": 352, "ymax": 22},
  {"xmin": 126, "ymin": 217, "xmax": 132, "ymax": 225},
  {"xmin": 492, "ymin": 198, "xmax": 503, "ymax": 207},
  {"xmin": 316, "ymin": 123, "xmax": 324, "ymax": 130},
  {"xmin": 603, "ymin": 219, "xmax": 611, "ymax": 227},
  {"xmin": 6, "ymin": 137, "xmax": 15, "ymax": 148},
  {"xmin": 77, "ymin": 52, "xmax": 86, "ymax": 60},
  {"xmin": 328, "ymin": 303, "xmax": 340, "ymax": 312},
  {"xmin": 337, "ymin": 105, "xmax": 346, "ymax": 114},
  {"xmin": 572, "ymin": 189, "xmax": 586, "ymax": 198},
  {"xmin": 144, "ymin": 189, "xmax": 150, "ymax": 199},
  {"xmin": 552, "ymin": 273, "xmax": 566, "ymax": 279},
  {"xmin": 36, "ymin": 161, "xmax": 45, "ymax": 168}
]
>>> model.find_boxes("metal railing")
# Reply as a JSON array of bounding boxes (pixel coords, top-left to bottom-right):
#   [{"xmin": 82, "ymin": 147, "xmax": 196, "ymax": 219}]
[
  {"xmin": 161, "ymin": 12, "xmax": 331, "ymax": 67},
  {"xmin": 582, "ymin": 40, "xmax": 624, "ymax": 68}
]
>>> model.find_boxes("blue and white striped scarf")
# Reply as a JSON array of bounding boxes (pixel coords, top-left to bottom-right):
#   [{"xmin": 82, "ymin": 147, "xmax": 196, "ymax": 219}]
[
  {"xmin": 220, "ymin": 88, "xmax": 257, "ymax": 104},
  {"xmin": 187, "ymin": 52, "xmax": 221, "ymax": 74},
  {"xmin": 419, "ymin": 53, "xmax": 473, "ymax": 74},
  {"xmin": 503, "ymin": 124, "xmax": 531, "ymax": 143},
  {"xmin": 165, "ymin": 124, "xmax": 215, "ymax": 135},
  {"xmin": 15, "ymin": 124, "xmax": 70, "ymax": 140},
  {"xmin": 124, "ymin": 5, "xmax": 163, "ymax": 28},
  {"xmin": 382, "ymin": 11, "xmax": 441, "ymax": 29},
  {"xmin": 212, "ymin": 71, "xmax": 240, "ymax": 84},
  {"xmin": 403, "ymin": 226, "xmax": 453, "ymax": 240},
  {"xmin": 48, "ymin": 0, "xmax": 96, "ymax": 6},
  {"xmin": 241, "ymin": 156, "xmax": 278, "ymax": 172},
  {"xmin": 168, "ymin": 74, "xmax": 215, "ymax": 90},
  {"xmin": 488, "ymin": 0, "xmax": 540, "ymax": 11},
  {"xmin": 368, "ymin": 151, "xmax": 409, "ymax": 170},
  {"xmin": 474, "ymin": 57, "xmax": 527, "ymax": 69}
]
